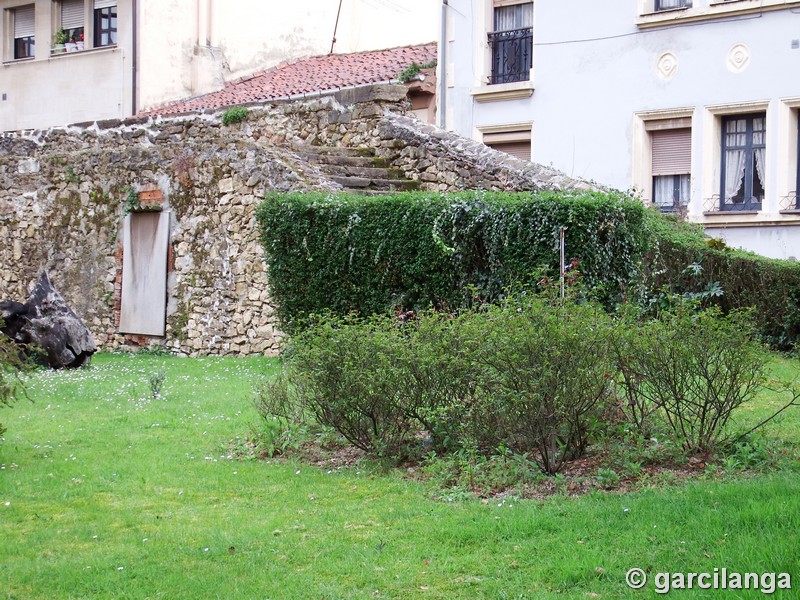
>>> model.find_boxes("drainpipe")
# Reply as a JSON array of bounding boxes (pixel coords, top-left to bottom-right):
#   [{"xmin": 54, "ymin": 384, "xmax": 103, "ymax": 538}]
[
  {"xmin": 438, "ymin": 0, "xmax": 447, "ymax": 129},
  {"xmin": 131, "ymin": 0, "xmax": 138, "ymax": 116}
]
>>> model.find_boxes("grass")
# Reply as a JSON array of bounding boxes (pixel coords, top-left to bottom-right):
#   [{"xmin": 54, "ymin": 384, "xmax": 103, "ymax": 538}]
[{"xmin": 1, "ymin": 353, "xmax": 800, "ymax": 599}]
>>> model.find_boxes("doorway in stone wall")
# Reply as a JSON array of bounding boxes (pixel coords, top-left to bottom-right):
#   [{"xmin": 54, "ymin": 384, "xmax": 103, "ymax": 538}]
[{"xmin": 119, "ymin": 211, "xmax": 170, "ymax": 336}]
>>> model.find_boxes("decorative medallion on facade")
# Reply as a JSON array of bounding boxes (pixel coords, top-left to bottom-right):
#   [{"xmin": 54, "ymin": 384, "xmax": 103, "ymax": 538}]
[
  {"xmin": 727, "ymin": 43, "xmax": 750, "ymax": 72},
  {"xmin": 656, "ymin": 52, "xmax": 678, "ymax": 80}
]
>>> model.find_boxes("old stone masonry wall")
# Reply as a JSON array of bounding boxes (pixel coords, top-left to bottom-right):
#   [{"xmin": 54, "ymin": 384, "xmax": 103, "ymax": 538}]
[
  {"xmin": 0, "ymin": 116, "xmax": 333, "ymax": 355},
  {"xmin": 0, "ymin": 84, "xmax": 596, "ymax": 356}
]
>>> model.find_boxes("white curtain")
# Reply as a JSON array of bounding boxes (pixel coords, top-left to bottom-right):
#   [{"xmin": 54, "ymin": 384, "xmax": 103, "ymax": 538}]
[
  {"xmin": 724, "ymin": 150, "xmax": 746, "ymax": 201},
  {"xmin": 724, "ymin": 119, "xmax": 747, "ymax": 202},
  {"xmin": 653, "ymin": 176, "xmax": 674, "ymax": 207},
  {"xmin": 658, "ymin": 0, "xmax": 684, "ymax": 8},
  {"xmin": 678, "ymin": 174, "xmax": 690, "ymax": 206},
  {"xmin": 753, "ymin": 117, "xmax": 766, "ymax": 194},
  {"xmin": 494, "ymin": 3, "xmax": 533, "ymax": 31}
]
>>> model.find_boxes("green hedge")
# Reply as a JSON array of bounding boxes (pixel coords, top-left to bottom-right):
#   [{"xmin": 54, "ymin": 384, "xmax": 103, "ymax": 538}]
[
  {"xmin": 256, "ymin": 191, "xmax": 648, "ymax": 332},
  {"xmin": 256, "ymin": 191, "xmax": 800, "ymax": 348},
  {"xmin": 644, "ymin": 216, "xmax": 800, "ymax": 349}
]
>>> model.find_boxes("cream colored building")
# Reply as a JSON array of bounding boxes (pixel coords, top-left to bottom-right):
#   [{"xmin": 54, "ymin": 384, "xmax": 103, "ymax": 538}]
[
  {"xmin": 0, "ymin": 0, "xmax": 438, "ymax": 131},
  {"xmin": 443, "ymin": 0, "xmax": 800, "ymax": 259}
]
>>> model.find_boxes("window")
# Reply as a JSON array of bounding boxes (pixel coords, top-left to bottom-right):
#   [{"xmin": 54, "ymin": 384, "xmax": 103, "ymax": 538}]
[
  {"xmin": 795, "ymin": 114, "xmax": 800, "ymax": 209},
  {"xmin": 655, "ymin": 0, "xmax": 689, "ymax": 10},
  {"xmin": 720, "ymin": 113, "xmax": 765, "ymax": 211},
  {"xmin": 482, "ymin": 126, "xmax": 532, "ymax": 161},
  {"xmin": 12, "ymin": 5, "xmax": 35, "ymax": 60},
  {"xmin": 93, "ymin": 0, "xmax": 117, "ymax": 47},
  {"xmin": 59, "ymin": 0, "xmax": 85, "ymax": 52},
  {"xmin": 652, "ymin": 128, "xmax": 691, "ymax": 211},
  {"xmin": 489, "ymin": 2, "xmax": 532, "ymax": 84}
]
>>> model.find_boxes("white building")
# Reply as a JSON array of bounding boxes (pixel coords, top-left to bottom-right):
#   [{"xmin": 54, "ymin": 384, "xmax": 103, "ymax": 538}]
[
  {"xmin": 0, "ymin": 0, "xmax": 438, "ymax": 131},
  {"xmin": 441, "ymin": 0, "xmax": 800, "ymax": 259}
]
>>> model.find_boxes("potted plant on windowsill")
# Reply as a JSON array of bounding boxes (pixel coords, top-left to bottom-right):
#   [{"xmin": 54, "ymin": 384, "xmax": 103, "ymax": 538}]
[
  {"xmin": 53, "ymin": 28, "xmax": 68, "ymax": 54},
  {"xmin": 76, "ymin": 32, "xmax": 85, "ymax": 51}
]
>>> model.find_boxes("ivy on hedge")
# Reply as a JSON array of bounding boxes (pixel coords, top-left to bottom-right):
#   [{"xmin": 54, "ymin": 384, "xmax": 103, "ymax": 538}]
[
  {"xmin": 256, "ymin": 191, "xmax": 649, "ymax": 332},
  {"xmin": 644, "ymin": 216, "xmax": 800, "ymax": 350},
  {"xmin": 257, "ymin": 191, "xmax": 800, "ymax": 348}
]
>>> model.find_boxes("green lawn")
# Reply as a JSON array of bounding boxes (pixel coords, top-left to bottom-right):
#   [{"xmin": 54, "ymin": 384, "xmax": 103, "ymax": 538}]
[{"xmin": 1, "ymin": 353, "xmax": 799, "ymax": 599}]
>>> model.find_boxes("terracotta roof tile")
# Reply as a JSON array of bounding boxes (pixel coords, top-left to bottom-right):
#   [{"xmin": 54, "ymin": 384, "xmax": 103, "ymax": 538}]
[{"xmin": 143, "ymin": 43, "xmax": 437, "ymax": 116}]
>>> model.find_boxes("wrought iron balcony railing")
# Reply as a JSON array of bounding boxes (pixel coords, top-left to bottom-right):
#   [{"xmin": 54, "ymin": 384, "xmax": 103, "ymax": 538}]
[{"xmin": 488, "ymin": 27, "xmax": 533, "ymax": 85}]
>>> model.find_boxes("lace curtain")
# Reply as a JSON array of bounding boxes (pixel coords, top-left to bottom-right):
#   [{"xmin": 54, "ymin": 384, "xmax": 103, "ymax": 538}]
[
  {"xmin": 753, "ymin": 117, "xmax": 766, "ymax": 194},
  {"xmin": 724, "ymin": 119, "xmax": 747, "ymax": 202}
]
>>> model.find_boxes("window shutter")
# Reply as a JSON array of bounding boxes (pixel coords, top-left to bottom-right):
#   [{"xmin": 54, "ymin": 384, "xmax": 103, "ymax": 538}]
[
  {"xmin": 652, "ymin": 128, "xmax": 691, "ymax": 176},
  {"xmin": 489, "ymin": 141, "xmax": 531, "ymax": 161},
  {"xmin": 14, "ymin": 5, "xmax": 35, "ymax": 38},
  {"xmin": 94, "ymin": 0, "xmax": 116, "ymax": 8},
  {"xmin": 62, "ymin": 0, "xmax": 84, "ymax": 29}
]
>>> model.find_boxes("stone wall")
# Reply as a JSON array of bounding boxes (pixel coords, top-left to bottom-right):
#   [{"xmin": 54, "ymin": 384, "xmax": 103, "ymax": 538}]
[
  {"xmin": 0, "ymin": 115, "xmax": 334, "ymax": 355},
  {"xmin": 0, "ymin": 84, "xmax": 596, "ymax": 356}
]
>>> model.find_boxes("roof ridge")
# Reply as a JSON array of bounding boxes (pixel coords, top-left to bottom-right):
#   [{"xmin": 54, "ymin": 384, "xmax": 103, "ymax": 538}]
[{"xmin": 230, "ymin": 42, "xmax": 438, "ymax": 85}]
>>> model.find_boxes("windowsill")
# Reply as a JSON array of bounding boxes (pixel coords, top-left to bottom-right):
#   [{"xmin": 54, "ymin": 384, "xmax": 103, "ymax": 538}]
[
  {"xmin": 2, "ymin": 56, "xmax": 34, "ymax": 65},
  {"xmin": 471, "ymin": 80, "xmax": 534, "ymax": 103},
  {"xmin": 651, "ymin": 6, "xmax": 690, "ymax": 15},
  {"xmin": 49, "ymin": 44, "xmax": 117, "ymax": 59},
  {"xmin": 2, "ymin": 45, "xmax": 118, "ymax": 65},
  {"xmin": 779, "ymin": 209, "xmax": 800, "ymax": 215},
  {"xmin": 703, "ymin": 210, "xmax": 760, "ymax": 216},
  {"xmin": 637, "ymin": 0, "xmax": 799, "ymax": 28}
]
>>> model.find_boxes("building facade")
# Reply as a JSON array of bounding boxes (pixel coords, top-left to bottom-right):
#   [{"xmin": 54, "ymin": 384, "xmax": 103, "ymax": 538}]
[
  {"xmin": 0, "ymin": 0, "xmax": 438, "ymax": 131},
  {"xmin": 442, "ymin": 0, "xmax": 800, "ymax": 258}
]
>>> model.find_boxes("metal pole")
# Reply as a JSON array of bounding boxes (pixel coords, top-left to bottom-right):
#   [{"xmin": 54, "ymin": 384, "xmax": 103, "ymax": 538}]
[
  {"xmin": 559, "ymin": 227, "xmax": 565, "ymax": 299},
  {"xmin": 330, "ymin": 0, "xmax": 344, "ymax": 55}
]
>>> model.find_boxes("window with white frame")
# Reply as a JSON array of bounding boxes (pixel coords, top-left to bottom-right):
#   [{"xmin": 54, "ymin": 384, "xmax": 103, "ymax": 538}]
[
  {"xmin": 489, "ymin": 2, "xmax": 532, "ymax": 84},
  {"xmin": 93, "ymin": 0, "xmax": 117, "ymax": 47},
  {"xmin": 11, "ymin": 5, "xmax": 35, "ymax": 60},
  {"xmin": 654, "ymin": 0, "xmax": 689, "ymax": 10},
  {"xmin": 482, "ymin": 127, "xmax": 532, "ymax": 161},
  {"xmin": 720, "ymin": 113, "xmax": 765, "ymax": 211},
  {"xmin": 794, "ymin": 113, "xmax": 799, "ymax": 209},
  {"xmin": 56, "ymin": 0, "xmax": 85, "ymax": 52},
  {"xmin": 651, "ymin": 127, "xmax": 691, "ymax": 211}
]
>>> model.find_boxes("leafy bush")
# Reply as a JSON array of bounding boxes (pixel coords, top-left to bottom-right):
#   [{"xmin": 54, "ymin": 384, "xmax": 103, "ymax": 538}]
[
  {"xmin": 613, "ymin": 305, "xmax": 768, "ymax": 452},
  {"xmin": 0, "ymin": 323, "xmax": 27, "ymax": 438},
  {"xmin": 221, "ymin": 106, "xmax": 248, "ymax": 125},
  {"xmin": 262, "ymin": 315, "xmax": 416, "ymax": 456},
  {"xmin": 257, "ymin": 191, "xmax": 800, "ymax": 350},
  {"xmin": 467, "ymin": 295, "xmax": 616, "ymax": 473},
  {"xmin": 256, "ymin": 191, "xmax": 648, "ymax": 333},
  {"xmin": 643, "ymin": 214, "xmax": 800, "ymax": 349},
  {"xmin": 257, "ymin": 293, "xmax": 620, "ymax": 472}
]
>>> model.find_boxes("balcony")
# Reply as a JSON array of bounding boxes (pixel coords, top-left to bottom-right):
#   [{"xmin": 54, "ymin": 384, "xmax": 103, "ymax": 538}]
[{"xmin": 489, "ymin": 27, "xmax": 532, "ymax": 85}]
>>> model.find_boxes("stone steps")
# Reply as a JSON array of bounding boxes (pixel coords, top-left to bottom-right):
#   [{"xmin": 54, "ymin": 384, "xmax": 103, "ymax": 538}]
[
  {"xmin": 294, "ymin": 144, "xmax": 418, "ymax": 194},
  {"xmin": 295, "ymin": 152, "xmax": 390, "ymax": 168},
  {"xmin": 320, "ymin": 163, "xmax": 405, "ymax": 180},
  {"xmin": 294, "ymin": 144, "xmax": 375, "ymax": 157},
  {"xmin": 328, "ymin": 175, "xmax": 420, "ymax": 191}
]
